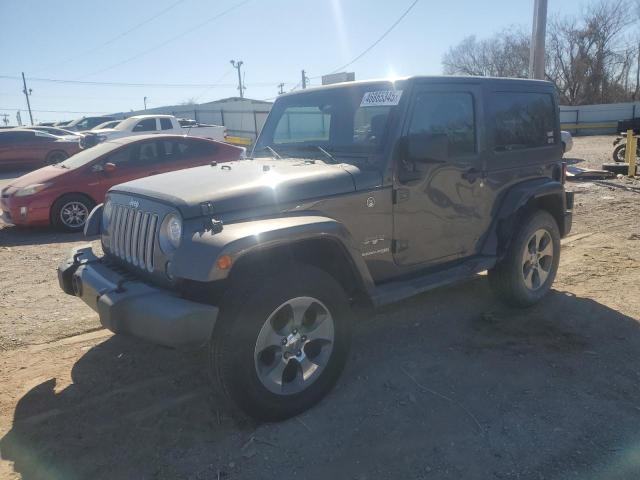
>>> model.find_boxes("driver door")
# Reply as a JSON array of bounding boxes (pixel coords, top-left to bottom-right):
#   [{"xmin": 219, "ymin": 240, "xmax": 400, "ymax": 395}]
[
  {"xmin": 392, "ymin": 84, "xmax": 490, "ymax": 267},
  {"xmin": 94, "ymin": 141, "xmax": 164, "ymax": 198}
]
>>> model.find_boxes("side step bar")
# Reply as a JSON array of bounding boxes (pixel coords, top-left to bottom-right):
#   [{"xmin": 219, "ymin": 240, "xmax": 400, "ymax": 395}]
[{"xmin": 370, "ymin": 256, "xmax": 497, "ymax": 307}]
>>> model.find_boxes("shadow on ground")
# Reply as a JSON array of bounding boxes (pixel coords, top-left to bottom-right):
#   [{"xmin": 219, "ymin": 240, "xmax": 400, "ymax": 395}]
[
  {"xmin": 0, "ymin": 225, "xmax": 97, "ymax": 247},
  {"xmin": 3, "ymin": 281, "xmax": 640, "ymax": 479}
]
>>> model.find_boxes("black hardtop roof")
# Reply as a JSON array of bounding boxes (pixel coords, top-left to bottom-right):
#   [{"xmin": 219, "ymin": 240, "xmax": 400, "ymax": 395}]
[{"xmin": 279, "ymin": 75, "xmax": 554, "ymax": 97}]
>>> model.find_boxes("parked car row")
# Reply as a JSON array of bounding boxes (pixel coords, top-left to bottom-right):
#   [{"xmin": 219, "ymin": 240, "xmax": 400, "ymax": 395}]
[{"xmin": 0, "ymin": 134, "xmax": 243, "ymax": 231}]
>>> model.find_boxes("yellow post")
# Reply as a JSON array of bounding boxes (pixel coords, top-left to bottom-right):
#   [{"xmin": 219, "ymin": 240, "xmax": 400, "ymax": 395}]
[{"xmin": 627, "ymin": 129, "xmax": 637, "ymax": 177}]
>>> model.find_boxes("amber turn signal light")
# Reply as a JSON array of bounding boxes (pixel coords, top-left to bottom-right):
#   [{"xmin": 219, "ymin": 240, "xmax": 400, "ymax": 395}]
[{"xmin": 216, "ymin": 255, "xmax": 232, "ymax": 270}]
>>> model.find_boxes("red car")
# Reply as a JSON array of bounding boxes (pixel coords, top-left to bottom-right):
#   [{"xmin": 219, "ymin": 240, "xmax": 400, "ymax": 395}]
[
  {"xmin": 0, "ymin": 129, "xmax": 82, "ymax": 169},
  {"xmin": 0, "ymin": 134, "xmax": 243, "ymax": 231}
]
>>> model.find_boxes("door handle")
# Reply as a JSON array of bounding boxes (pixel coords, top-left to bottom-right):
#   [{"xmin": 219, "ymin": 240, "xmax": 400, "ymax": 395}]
[{"xmin": 461, "ymin": 167, "xmax": 481, "ymax": 183}]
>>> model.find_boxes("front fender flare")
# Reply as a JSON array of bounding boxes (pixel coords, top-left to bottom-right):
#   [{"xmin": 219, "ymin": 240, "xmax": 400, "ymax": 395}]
[{"xmin": 172, "ymin": 215, "xmax": 374, "ymax": 291}]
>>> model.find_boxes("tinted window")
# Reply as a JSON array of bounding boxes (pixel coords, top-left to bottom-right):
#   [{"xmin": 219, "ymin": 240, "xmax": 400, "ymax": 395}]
[
  {"xmin": 492, "ymin": 92, "xmax": 555, "ymax": 150},
  {"xmin": 163, "ymin": 139, "xmax": 217, "ymax": 159},
  {"xmin": 132, "ymin": 118, "xmax": 157, "ymax": 132},
  {"xmin": 407, "ymin": 92, "xmax": 475, "ymax": 157},
  {"xmin": 160, "ymin": 118, "xmax": 173, "ymax": 130},
  {"xmin": 134, "ymin": 142, "xmax": 161, "ymax": 164},
  {"xmin": 104, "ymin": 145, "xmax": 134, "ymax": 166}
]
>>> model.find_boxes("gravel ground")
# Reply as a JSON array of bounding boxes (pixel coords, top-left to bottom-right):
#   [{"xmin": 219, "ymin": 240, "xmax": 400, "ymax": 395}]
[{"xmin": 1, "ymin": 136, "xmax": 640, "ymax": 479}]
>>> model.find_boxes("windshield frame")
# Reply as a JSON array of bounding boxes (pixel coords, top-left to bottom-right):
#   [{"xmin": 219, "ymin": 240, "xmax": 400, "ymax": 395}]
[{"xmin": 253, "ymin": 81, "xmax": 405, "ymax": 167}]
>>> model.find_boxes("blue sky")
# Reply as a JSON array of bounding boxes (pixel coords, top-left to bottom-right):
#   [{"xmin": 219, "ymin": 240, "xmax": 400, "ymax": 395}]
[{"xmin": 0, "ymin": 0, "xmax": 588, "ymax": 124}]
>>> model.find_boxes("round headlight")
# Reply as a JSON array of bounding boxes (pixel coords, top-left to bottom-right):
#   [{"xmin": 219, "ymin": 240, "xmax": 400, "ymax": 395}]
[{"xmin": 160, "ymin": 213, "xmax": 182, "ymax": 252}]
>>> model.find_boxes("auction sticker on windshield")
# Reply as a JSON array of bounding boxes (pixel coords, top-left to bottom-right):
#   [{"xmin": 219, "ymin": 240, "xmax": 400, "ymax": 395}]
[{"xmin": 360, "ymin": 90, "xmax": 403, "ymax": 107}]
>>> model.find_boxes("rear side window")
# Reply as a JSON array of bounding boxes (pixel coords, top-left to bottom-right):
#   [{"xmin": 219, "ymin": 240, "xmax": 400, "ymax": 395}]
[
  {"xmin": 407, "ymin": 92, "xmax": 476, "ymax": 157},
  {"xmin": 162, "ymin": 140, "xmax": 217, "ymax": 159},
  {"xmin": 492, "ymin": 92, "xmax": 555, "ymax": 151},
  {"xmin": 160, "ymin": 118, "xmax": 173, "ymax": 130},
  {"xmin": 132, "ymin": 118, "xmax": 157, "ymax": 132}
]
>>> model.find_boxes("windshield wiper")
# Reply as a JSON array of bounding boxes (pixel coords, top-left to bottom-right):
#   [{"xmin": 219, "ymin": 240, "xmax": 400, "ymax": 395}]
[
  {"xmin": 316, "ymin": 146, "xmax": 338, "ymax": 164},
  {"xmin": 264, "ymin": 145, "xmax": 282, "ymax": 159}
]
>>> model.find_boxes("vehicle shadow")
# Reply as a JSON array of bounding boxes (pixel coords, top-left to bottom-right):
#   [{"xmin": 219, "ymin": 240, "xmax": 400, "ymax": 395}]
[
  {"xmin": 2, "ymin": 281, "xmax": 640, "ymax": 479},
  {"xmin": 563, "ymin": 156, "xmax": 585, "ymax": 165},
  {"xmin": 0, "ymin": 169, "xmax": 30, "ymax": 180},
  {"xmin": 0, "ymin": 224, "xmax": 98, "ymax": 247}
]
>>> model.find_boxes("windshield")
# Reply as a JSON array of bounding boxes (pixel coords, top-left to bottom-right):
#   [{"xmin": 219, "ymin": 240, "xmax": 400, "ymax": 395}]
[
  {"xmin": 253, "ymin": 82, "xmax": 402, "ymax": 163},
  {"xmin": 57, "ymin": 141, "xmax": 124, "ymax": 169}
]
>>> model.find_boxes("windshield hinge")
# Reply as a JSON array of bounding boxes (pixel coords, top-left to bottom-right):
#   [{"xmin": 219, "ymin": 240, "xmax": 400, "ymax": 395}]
[
  {"xmin": 391, "ymin": 239, "xmax": 409, "ymax": 253},
  {"xmin": 393, "ymin": 188, "xmax": 410, "ymax": 204}
]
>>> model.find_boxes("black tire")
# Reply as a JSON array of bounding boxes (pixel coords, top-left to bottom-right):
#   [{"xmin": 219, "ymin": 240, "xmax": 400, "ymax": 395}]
[
  {"xmin": 45, "ymin": 150, "xmax": 68, "ymax": 165},
  {"xmin": 613, "ymin": 143, "xmax": 626, "ymax": 162},
  {"xmin": 488, "ymin": 210, "xmax": 561, "ymax": 307},
  {"xmin": 51, "ymin": 194, "xmax": 94, "ymax": 232},
  {"xmin": 210, "ymin": 263, "xmax": 352, "ymax": 421}
]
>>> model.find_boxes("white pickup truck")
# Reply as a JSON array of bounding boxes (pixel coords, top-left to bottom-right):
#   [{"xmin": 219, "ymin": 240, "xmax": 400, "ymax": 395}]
[{"xmin": 83, "ymin": 114, "xmax": 226, "ymax": 146}]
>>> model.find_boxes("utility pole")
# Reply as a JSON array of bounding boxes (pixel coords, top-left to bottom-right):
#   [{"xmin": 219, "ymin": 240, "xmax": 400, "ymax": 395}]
[
  {"xmin": 230, "ymin": 60, "xmax": 245, "ymax": 98},
  {"xmin": 16, "ymin": 111, "xmax": 22, "ymax": 126},
  {"xmin": 21, "ymin": 72, "xmax": 34, "ymax": 125},
  {"xmin": 144, "ymin": 96, "xmax": 148, "ymax": 110},
  {"xmin": 301, "ymin": 70, "xmax": 308, "ymax": 89},
  {"xmin": 278, "ymin": 83, "xmax": 285, "ymax": 95},
  {"xmin": 1, "ymin": 113, "xmax": 9, "ymax": 126},
  {"xmin": 528, "ymin": 0, "xmax": 548, "ymax": 80}
]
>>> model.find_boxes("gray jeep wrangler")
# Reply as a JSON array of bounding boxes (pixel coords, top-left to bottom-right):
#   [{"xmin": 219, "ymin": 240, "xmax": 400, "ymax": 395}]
[{"xmin": 58, "ymin": 76, "xmax": 573, "ymax": 421}]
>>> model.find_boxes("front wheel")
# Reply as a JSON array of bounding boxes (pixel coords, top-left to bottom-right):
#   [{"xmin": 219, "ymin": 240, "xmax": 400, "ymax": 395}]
[
  {"xmin": 488, "ymin": 210, "xmax": 561, "ymax": 307},
  {"xmin": 210, "ymin": 264, "xmax": 352, "ymax": 421},
  {"xmin": 51, "ymin": 194, "xmax": 94, "ymax": 232}
]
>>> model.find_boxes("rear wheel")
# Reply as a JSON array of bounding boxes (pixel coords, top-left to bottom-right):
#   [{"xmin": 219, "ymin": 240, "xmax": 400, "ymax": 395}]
[
  {"xmin": 488, "ymin": 210, "xmax": 561, "ymax": 307},
  {"xmin": 51, "ymin": 194, "xmax": 94, "ymax": 232},
  {"xmin": 210, "ymin": 263, "xmax": 352, "ymax": 421},
  {"xmin": 613, "ymin": 144, "xmax": 626, "ymax": 162},
  {"xmin": 45, "ymin": 150, "xmax": 68, "ymax": 165}
]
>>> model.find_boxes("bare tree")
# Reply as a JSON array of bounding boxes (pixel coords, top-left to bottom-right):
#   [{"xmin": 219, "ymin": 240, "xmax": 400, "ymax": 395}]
[
  {"xmin": 442, "ymin": 27, "xmax": 530, "ymax": 78},
  {"xmin": 443, "ymin": 0, "xmax": 639, "ymax": 105}
]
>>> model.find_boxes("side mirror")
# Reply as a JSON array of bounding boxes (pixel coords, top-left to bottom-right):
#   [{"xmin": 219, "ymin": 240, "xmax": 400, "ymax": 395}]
[
  {"xmin": 103, "ymin": 162, "xmax": 117, "ymax": 173},
  {"xmin": 406, "ymin": 133, "xmax": 449, "ymax": 163}
]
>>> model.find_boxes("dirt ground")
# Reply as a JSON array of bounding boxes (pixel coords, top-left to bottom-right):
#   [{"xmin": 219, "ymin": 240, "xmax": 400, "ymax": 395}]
[{"xmin": 1, "ymin": 136, "xmax": 640, "ymax": 479}]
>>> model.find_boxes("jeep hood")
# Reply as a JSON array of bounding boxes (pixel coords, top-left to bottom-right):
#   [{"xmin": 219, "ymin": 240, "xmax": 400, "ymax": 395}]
[{"xmin": 110, "ymin": 159, "xmax": 360, "ymax": 218}]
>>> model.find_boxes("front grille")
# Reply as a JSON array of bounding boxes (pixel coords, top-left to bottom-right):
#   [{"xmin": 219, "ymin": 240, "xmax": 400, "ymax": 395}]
[{"xmin": 110, "ymin": 204, "xmax": 158, "ymax": 272}]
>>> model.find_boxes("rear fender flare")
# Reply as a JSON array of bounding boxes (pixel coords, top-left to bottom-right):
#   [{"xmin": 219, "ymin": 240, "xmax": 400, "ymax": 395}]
[{"xmin": 481, "ymin": 178, "xmax": 566, "ymax": 258}]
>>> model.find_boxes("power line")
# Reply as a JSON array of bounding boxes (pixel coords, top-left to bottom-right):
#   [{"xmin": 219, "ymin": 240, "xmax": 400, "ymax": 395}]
[
  {"xmin": 316, "ymin": 0, "xmax": 420, "ymax": 77},
  {"xmin": 0, "ymin": 107, "xmax": 111, "ymax": 114},
  {"xmin": 193, "ymin": 69, "xmax": 234, "ymax": 102},
  {"xmin": 79, "ymin": 0, "xmax": 252, "ymax": 79},
  {"xmin": 34, "ymin": 0, "xmax": 186, "ymax": 75},
  {"xmin": 0, "ymin": 74, "xmax": 287, "ymax": 88}
]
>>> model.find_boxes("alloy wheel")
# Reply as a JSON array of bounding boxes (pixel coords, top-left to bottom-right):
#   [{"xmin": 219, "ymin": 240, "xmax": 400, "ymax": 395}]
[
  {"xmin": 521, "ymin": 228, "xmax": 554, "ymax": 290},
  {"xmin": 60, "ymin": 201, "xmax": 89, "ymax": 229},
  {"xmin": 254, "ymin": 296, "xmax": 335, "ymax": 395}
]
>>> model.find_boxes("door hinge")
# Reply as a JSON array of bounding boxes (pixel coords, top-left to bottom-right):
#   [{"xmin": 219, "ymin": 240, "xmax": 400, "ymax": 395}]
[
  {"xmin": 393, "ymin": 188, "xmax": 410, "ymax": 204},
  {"xmin": 392, "ymin": 239, "xmax": 409, "ymax": 253}
]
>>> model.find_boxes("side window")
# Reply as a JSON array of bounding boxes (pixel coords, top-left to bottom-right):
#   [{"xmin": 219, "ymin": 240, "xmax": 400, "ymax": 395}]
[
  {"xmin": 160, "ymin": 118, "xmax": 173, "ymax": 130},
  {"xmin": 407, "ymin": 92, "xmax": 476, "ymax": 157},
  {"xmin": 104, "ymin": 146, "xmax": 133, "ymax": 166},
  {"xmin": 132, "ymin": 118, "xmax": 157, "ymax": 132},
  {"xmin": 492, "ymin": 92, "xmax": 555, "ymax": 151},
  {"xmin": 133, "ymin": 142, "xmax": 161, "ymax": 164}
]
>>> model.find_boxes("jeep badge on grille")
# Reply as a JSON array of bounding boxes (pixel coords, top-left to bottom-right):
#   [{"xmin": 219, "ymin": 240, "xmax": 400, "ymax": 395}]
[{"xmin": 129, "ymin": 200, "xmax": 140, "ymax": 209}]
